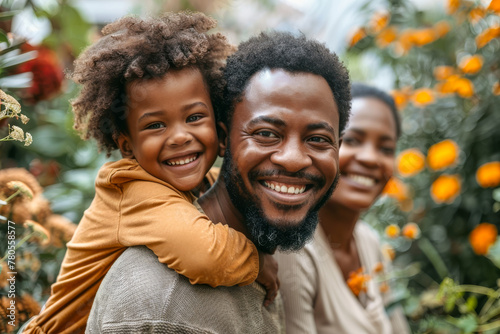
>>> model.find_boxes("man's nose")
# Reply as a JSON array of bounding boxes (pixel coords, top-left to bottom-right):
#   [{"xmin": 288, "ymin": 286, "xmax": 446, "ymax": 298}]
[{"xmin": 269, "ymin": 138, "xmax": 312, "ymax": 173}]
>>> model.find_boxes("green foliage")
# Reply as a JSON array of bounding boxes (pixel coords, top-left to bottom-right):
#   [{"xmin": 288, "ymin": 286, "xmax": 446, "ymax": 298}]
[{"xmin": 350, "ymin": 0, "xmax": 500, "ymax": 332}]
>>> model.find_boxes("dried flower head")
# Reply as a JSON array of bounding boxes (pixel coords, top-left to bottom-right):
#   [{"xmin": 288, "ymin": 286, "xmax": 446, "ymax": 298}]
[
  {"xmin": 24, "ymin": 219, "xmax": 51, "ymax": 246},
  {"xmin": 20, "ymin": 114, "xmax": 30, "ymax": 124},
  {"xmin": 24, "ymin": 132, "xmax": 33, "ymax": 146},
  {"xmin": 6, "ymin": 181, "xmax": 34, "ymax": 199},
  {"xmin": 9, "ymin": 125, "xmax": 24, "ymax": 142},
  {"xmin": 0, "ymin": 89, "xmax": 22, "ymax": 119},
  {"xmin": 469, "ymin": 223, "xmax": 498, "ymax": 255}
]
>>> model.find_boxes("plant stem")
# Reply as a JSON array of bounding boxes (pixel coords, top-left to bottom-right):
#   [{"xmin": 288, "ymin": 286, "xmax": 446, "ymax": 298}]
[{"xmin": 418, "ymin": 237, "xmax": 449, "ymax": 279}]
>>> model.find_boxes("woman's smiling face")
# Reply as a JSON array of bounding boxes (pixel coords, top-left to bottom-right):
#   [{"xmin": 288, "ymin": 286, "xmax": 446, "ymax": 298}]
[{"xmin": 327, "ymin": 96, "xmax": 398, "ymax": 211}]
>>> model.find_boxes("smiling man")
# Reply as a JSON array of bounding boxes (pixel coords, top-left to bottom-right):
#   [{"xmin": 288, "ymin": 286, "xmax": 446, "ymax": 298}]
[{"xmin": 87, "ymin": 31, "xmax": 351, "ymax": 333}]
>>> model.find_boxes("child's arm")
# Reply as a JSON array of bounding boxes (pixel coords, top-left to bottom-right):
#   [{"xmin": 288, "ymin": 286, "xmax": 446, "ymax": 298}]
[
  {"xmin": 256, "ymin": 252, "xmax": 280, "ymax": 306},
  {"xmin": 117, "ymin": 182, "xmax": 259, "ymax": 287}
]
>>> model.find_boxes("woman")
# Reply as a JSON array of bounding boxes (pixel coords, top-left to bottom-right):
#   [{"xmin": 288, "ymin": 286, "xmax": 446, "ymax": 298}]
[{"xmin": 275, "ymin": 83, "xmax": 410, "ymax": 334}]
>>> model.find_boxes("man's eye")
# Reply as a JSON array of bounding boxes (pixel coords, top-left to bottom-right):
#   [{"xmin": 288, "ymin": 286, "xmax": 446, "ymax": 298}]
[
  {"xmin": 256, "ymin": 131, "xmax": 277, "ymax": 138},
  {"xmin": 308, "ymin": 136, "xmax": 328, "ymax": 143},
  {"xmin": 145, "ymin": 122, "xmax": 165, "ymax": 130}
]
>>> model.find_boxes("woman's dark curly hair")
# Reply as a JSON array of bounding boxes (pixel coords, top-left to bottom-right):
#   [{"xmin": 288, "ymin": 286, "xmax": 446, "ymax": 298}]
[
  {"xmin": 221, "ymin": 31, "xmax": 351, "ymax": 134},
  {"xmin": 70, "ymin": 12, "xmax": 233, "ymax": 156}
]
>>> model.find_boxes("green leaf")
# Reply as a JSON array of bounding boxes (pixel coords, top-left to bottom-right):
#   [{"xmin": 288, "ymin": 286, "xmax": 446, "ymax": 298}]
[
  {"xmin": 0, "ymin": 10, "xmax": 21, "ymax": 20},
  {"xmin": 455, "ymin": 314, "xmax": 478, "ymax": 333},
  {"xmin": 493, "ymin": 188, "xmax": 500, "ymax": 202},
  {"xmin": 486, "ymin": 240, "xmax": 500, "ymax": 269},
  {"xmin": 0, "ymin": 50, "xmax": 37, "ymax": 68},
  {"xmin": 0, "ymin": 30, "xmax": 9, "ymax": 45}
]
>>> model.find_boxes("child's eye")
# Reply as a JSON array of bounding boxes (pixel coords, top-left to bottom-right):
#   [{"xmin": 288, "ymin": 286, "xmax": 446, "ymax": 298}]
[
  {"xmin": 187, "ymin": 114, "xmax": 203, "ymax": 123},
  {"xmin": 145, "ymin": 122, "xmax": 165, "ymax": 130}
]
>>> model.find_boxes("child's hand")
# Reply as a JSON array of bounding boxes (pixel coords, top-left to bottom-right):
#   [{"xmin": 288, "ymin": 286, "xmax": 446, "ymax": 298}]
[{"xmin": 256, "ymin": 253, "xmax": 280, "ymax": 307}]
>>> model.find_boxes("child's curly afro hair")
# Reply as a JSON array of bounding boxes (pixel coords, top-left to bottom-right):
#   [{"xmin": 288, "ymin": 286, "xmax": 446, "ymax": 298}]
[{"xmin": 70, "ymin": 12, "xmax": 233, "ymax": 156}]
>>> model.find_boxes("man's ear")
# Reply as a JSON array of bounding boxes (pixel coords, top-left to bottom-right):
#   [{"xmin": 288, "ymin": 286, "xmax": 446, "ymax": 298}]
[
  {"xmin": 117, "ymin": 134, "xmax": 134, "ymax": 158},
  {"xmin": 217, "ymin": 121, "xmax": 228, "ymax": 157},
  {"xmin": 338, "ymin": 136, "xmax": 343, "ymax": 149}
]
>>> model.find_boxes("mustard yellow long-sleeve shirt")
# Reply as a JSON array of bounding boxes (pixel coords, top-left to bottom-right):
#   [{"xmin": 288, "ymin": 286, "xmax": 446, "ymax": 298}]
[{"xmin": 24, "ymin": 158, "xmax": 259, "ymax": 334}]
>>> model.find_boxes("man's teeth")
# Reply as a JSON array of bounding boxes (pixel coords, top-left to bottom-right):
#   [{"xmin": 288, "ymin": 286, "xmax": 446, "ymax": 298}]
[
  {"xmin": 348, "ymin": 174, "xmax": 375, "ymax": 187},
  {"xmin": 166, "ymin": 155, "xmax": 197, "ymax": 166},
  {"xmin": 264, "ymin": 182, "xmax": 306, "ymax": 194}
]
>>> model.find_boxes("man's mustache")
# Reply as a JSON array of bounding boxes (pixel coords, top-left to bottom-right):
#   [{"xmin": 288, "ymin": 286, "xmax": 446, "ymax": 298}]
[{"xmin": 248, "ymin": 169, "xmax": 326, "ymax": 186}]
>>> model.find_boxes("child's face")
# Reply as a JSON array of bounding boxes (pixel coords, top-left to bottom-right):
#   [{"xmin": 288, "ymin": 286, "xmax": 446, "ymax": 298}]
[{"xmin": 120, "ymin": 68, "xmax": 220, "ymax": 192}]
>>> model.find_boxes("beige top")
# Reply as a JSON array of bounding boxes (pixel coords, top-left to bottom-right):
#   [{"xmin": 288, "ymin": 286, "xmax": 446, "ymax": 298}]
[{"xmin": 275, "ymin": 222, "xmax": 410, "ymax": 334}]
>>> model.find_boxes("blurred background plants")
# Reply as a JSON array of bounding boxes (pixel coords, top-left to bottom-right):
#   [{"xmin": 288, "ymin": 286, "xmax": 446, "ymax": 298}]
[
  {"xmin": 0, "ymin": 0, "xmax": 499, "ymax": 332},
  {"xmin": 348, "ymin": 0, "xmax": 500, "ymax": 332}
]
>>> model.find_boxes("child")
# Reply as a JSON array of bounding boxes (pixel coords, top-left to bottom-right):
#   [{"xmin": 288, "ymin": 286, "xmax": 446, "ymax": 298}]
[{"xmin": 24, "ymin": 12, "xmax": 277, "ymax": 334}]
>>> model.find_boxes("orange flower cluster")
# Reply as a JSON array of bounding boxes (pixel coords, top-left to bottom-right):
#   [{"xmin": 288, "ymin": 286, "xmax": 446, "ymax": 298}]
[
  {"xmin": 382, "ymin": 177, "xmax": 409, "ymax": 201},
  {"xmin": 348, "ymin": 12, "xmax": 450, "ymax": 52},
  {"xmin": 391, "ymin": 87, "xmax": 412, "ymax": 110},
  {"xmin": 347, "ymin": 267, "xmax": 371, "ymax": 296},
  {"xmin": 427, "ymin": 139, "xmax": 459, "ymax": 171},
  {"xmin": 397, "ymin": 148, "xmax": 425, "ymax": 176},
  {"xmin": 488, "ymin": 0, "xmax": 500, "ymax": 13},
  {"xmin": 411, "ymin": 88, "xmax": 435, "ymax": 107},
  {"xmin": 475, "ymin": 25, "xmax": 500, "ymax": 48},
  {"xmin": 402, "ymin": 222, "xmax": 421, "ymax": 240},
  {"xmin": 476, "ymin": 161, "xmax": 500, "ymax": 188},
  {"xmin": 430, "ymin": 174, "xmax": 461, "ymax": 204},
  {"xmin": 435, "ymin": 74, "xmax": 475, "ymax": 98},
  {"xmin": 381, "ymin": 244, "xmax": 396, "ymax": 261},
  {"xmin": 469, "ymin": 223, "xmax": 498, "ymax": 255},
  {"xmin": 433, "ymin": 66, "xmax": 455, "ymax": 81},
  {"xmin": 447, "ymin": 0, "xmax": 461, "ymax": 14},
  {"xmin": 458, "ymin": 55, "xmax": 483, "ymax": 75},
  {"xmin": 385, "ymin": 224, "xmax": 401, "ymax": 238}
]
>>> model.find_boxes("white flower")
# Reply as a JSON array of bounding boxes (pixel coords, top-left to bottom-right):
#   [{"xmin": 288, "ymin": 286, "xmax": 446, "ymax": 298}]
[
  {"xmin": 10, "ymin": 125, "xmax": 24, "ymax": 142},
  {"xmin": 24, "ymin": 132, "xmax": 33, "ymax": 146},
  {"xmin": 21, "ymin": 114, "xmax": 30, "ymax": 124}
]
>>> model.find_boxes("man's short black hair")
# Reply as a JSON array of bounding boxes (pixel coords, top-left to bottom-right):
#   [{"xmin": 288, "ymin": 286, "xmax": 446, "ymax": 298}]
[
  {"xmin": 221, "ymin": 31, "xmax": 351, "ymax": 133},
  {"xmin": 351, "ymin": 82, "xmax": 401, "ymax": 138}
]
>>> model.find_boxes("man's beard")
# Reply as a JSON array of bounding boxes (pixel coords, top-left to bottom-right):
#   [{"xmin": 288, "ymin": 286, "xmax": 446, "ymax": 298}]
[{"xmin": 221, "ymin": 146, "xmax": 339, "ymax": 254}]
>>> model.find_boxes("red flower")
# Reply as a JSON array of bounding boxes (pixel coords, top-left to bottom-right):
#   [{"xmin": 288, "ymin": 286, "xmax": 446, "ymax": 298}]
[{"xmin": 16, "ymin": 43, "xmax": 64, "ymax": 104}]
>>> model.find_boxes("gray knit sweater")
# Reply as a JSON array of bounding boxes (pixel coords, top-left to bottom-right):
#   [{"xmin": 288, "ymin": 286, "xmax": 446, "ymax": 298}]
[{"xmin": 86, "ymin": 246, "xmax": 285, "ymax": 333}]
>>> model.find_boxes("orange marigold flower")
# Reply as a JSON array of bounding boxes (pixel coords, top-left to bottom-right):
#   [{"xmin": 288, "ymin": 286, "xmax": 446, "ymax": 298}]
[
  {"xmin": 348, "ymin": 27, "xmax": 367, "ymax": 48},
  {"xmin": 381, "ymin": 244, "xmax": 396, "ymax": 261},
  {"xmin": 430, "ymin": 174, "xmax": 461, "ymax": 204},
  {"xmin": 382, "ymin": 177, "xmax": 409, "ymax": 202},
  {"xmin": 459, "ymin": 55, "xmax": 483, "ymax": 74},
  {"xmin": 476, "ymin": 161, "xmax": 500, "ymax": 188},
  {"xmin": 469, "ymin": 7, "xmax": 486, "ymax": 24},
  {"xmin": 391, "ymin": 87, "xmax": 412, "ymax": 110},
  {"xmin": 376, "ymin": 26, "xmax": 398, "ymax": 48},
  {"xmin": 455, "ymin": 77, "xmax": 475, "ymax": 97},
  {"xmin": 476, "ymin": 26, "xmax": 500, "ymax": 48},
  {"xmin": 394, "ymin": 29, "xmax": 415, "ymax": 55},
  {"xmin": 372, "ymin": 262, "xmax": 384, "ymax": 273},
  {"xmin": 347, "ymin": 267, "xmax": 371, "ymax": 296},
  {"xmin": 433, "ymin": 21, "xmax": 451, "ymax": 38},
  {"xmin": 402, "ymin": 222, "xmax": 421, "ymax": 240},
  {"xmin": 397, "ymin": 148, "xmax": 426, "ymax": 177},
  {"xmin": 427, "ymin": 139, "xmax": 459, "ymax": 171},
  {"xmin": 379, "ymin": 282, "xmax": 390, "ymax": 293},
  {"xmin": 411, "ymin": 88, "xmax": 435, "ymax": 107},
  {"xmin": 385, "ymin": 224, "xmax": 401, "ymax": 238},
  {"xmin": 487, "ymin": 0, "xmax": 500, "ymax": 13},
  {"xmin": 469, "ymin": 223, "xmax": 498, "ymax": 255},
  {"xmin": 434, "ymin": 66, "xmax": 455, "ymax": 81},
  {"xmin": 493, "ymin": 82, "xmax": 500, "ymax": 95},
  {"xmin": 411, "ymin": 28, "xmax": 436, "ymax": 46},
  {"xmin": 447, "ymin": 0, "xmax": 461, "ymax": 14},
  {"xmin": 369, "ymin": 11, "xmax": 390, "ymax": 34}
]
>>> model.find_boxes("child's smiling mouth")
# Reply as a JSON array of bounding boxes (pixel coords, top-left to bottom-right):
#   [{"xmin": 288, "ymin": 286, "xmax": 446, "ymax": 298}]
[{"xmin": 164, "ymin": 153, "xmax": 199, "ymax": 166}]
